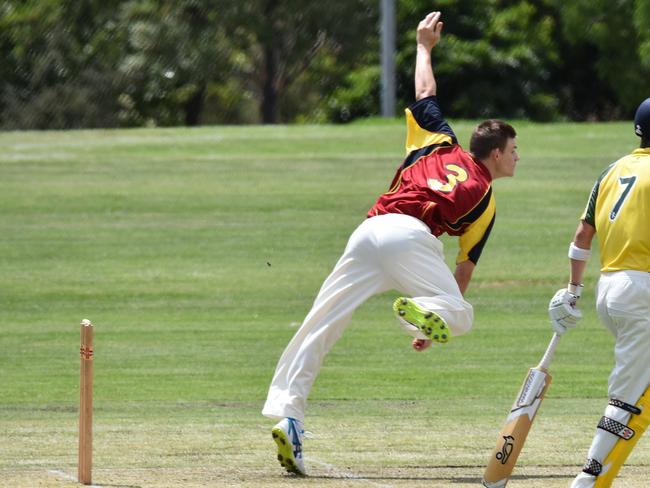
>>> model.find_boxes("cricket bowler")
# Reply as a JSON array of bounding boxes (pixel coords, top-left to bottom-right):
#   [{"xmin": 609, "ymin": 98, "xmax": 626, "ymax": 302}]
[{"xmin": 263, "ymin": 11, "xmax": 519, "ymax": 476}]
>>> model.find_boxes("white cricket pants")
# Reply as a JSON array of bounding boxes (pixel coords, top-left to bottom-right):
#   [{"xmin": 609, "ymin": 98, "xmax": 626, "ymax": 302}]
[
  {"xmin": 262, "ymin": 213, "xmax": 473, "ymax": 422},
  {"xmin": 571, "ymin": 270, "xmax": 650, "ymax": 488}
]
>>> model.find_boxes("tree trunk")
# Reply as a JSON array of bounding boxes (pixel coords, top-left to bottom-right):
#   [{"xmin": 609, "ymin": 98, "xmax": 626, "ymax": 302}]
[
  {"xmin": 261, "ymin": 0, "xmax": 279, "ymax": 124},
  {"xmin": 261, "ymin": 44, "xmax": 278, "ymax": 124},
  {"xmin": 184, "ymin": 83, "xmax": 205, "ymax": 126}
]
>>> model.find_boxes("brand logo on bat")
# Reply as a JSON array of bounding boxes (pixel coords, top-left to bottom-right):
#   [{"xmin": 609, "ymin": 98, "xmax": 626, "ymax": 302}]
[{"xmin": 496, "ymin": 435, "xmax": 514, "ymax": 464}]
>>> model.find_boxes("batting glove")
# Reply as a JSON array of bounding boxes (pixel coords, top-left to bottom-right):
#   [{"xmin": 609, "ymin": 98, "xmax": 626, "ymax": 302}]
[{"xmin": 548, "ymin": 288, "xmax": 582, "ymax": 335}]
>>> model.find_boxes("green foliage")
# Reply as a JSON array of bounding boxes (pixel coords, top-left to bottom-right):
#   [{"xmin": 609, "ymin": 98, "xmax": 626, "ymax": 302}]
[
  {"xmin": 0, "ymin": 0, "xmax": 648, "ymax": 127},
  {"xmin": 219, "ymin": 0, "xmax": 377, "ymax": 123},
  {"xmin": 393, "ymin": 0, "xmax": 562, "ymax": 120},
  {"xmin": 552, "ymin": 0, "xmax": 650, "ymax": 117},
  {"xmin": 116, "ymin": 0, "xmax": 229, "ymax": 126},
  {"xmin": 637, "ymin": 0, "xmax": 650, "ymax": 70},
  {"xmin": 0, "ymin": 0, "xmax": 124, "ymax": 129},
  {"xmin": 323, "ymin": 66, "xmax": 381, "ymax": 122}
]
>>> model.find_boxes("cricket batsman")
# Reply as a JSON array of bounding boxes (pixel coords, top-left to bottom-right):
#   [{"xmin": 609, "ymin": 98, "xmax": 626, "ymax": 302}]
[
  {"xmin": 548, "ymin": 97, "xmax": 650, "ymax": 487},
  {"xmin": 263, "ymin": 11, "xmax": 519, "ymax": 476}
]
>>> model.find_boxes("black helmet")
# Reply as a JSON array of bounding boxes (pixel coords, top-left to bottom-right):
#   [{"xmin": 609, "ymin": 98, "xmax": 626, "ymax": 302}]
[{"xmin": 634, "ymin": 98, "xmax": 650, "ymax": 138}]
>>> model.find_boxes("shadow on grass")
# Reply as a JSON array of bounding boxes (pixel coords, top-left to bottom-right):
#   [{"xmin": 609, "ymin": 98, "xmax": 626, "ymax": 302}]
[
  {"xmin": 307, "ymin": 474, "xmax": 571, "ymax": 482},
  {"xmin": 99, "ymin": 485, "xmax": 143, "ymax": 488},
  {"xmin": 302, "ymin": 464, "xmax": 576, "ymax": 484}
]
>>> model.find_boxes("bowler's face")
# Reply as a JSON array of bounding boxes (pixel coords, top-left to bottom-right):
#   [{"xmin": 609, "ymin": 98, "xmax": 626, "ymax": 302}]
[{"xmin": 497, "ymin": 138, "xmax": 519, "ymax": 177}]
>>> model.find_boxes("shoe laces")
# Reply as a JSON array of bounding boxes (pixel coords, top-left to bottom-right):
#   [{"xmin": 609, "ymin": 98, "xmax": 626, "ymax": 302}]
[
  {"xmin": 287, "ymin": 418, "xmax": 305, "ymax": 458},
  {"xmin": 286, "ymin": 419, "xmax": 314, "ymax": 460}
]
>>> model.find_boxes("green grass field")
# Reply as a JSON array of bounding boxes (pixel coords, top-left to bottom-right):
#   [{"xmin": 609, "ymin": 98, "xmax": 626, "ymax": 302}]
[{"xmin": 1, "ymin": 120, "xmax": 647, "ymax": 487}]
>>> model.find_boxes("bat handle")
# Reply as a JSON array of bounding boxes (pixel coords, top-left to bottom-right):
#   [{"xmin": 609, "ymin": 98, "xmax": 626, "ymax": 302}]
[{"xmin": 538, "ymin": 333, "xmax": 560, "ymax": 371}]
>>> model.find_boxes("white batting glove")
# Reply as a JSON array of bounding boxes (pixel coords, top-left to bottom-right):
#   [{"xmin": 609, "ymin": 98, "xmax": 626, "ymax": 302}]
[{"xmin": 548, "ymin": 288, "xmax": 582, "ymax": 335}]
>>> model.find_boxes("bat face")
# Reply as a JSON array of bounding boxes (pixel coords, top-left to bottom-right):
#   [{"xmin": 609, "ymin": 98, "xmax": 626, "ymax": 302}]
[{"xmin": 482, "ymin": 368, "xmax": 552, "ymax": 488}]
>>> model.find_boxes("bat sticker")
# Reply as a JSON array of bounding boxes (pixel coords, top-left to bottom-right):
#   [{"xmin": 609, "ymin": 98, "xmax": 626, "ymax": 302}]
[{"xmin": 496, "ymin": 436, "xmax": 514, "ymax": 464}]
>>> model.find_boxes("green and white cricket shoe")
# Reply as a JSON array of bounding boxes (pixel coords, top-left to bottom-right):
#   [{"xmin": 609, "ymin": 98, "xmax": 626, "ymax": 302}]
[
  {"xmin": 271, "ymin": 417, "xmax": 306, "ymax": 476},
  {"xmin": 393, "ymin": 297, "xmax": 451, "ymax": 343}
]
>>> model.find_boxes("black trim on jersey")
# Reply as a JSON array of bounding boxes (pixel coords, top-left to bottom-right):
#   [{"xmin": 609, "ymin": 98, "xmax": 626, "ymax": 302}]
[
  {"xmin": 467, "ymin": 214, "xmax": 495, "ymax": 265},
  {"xmin": 446, "ymin": 187, "xmax": 493, "ymax": 231},
  {"xmin": 584, "ymin": 162, "xmax": 616, "ymax": 227},
  {"xmin": 583, "ymin": 181, "xmax": 599, "ymax": 227},
  {"xmin": 409, "ymin": 96, "xmax": 458, "ymax": 144},
  {"xmin": 401, "ymin": 142, "xmax": 452, "ymax": 170}
]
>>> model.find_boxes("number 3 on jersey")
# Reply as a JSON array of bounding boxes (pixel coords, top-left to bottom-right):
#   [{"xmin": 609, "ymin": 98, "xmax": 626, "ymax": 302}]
[
  {"xmin": 610, "ymin": 175, "xmax": 637, "ymax": 221},
  {"xmin": 428, "ymin": 164, "xmax": 468, "ymax": 193}
]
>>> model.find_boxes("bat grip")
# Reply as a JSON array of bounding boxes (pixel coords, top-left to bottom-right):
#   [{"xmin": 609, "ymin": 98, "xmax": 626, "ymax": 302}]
[{"xmin": 538, "ymin": 333, "xmax": 560, "ymax": 371}]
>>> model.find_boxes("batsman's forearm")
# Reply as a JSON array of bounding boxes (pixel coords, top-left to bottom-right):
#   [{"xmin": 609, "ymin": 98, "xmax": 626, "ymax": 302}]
[
  {"xmin": 570, "ymin": 259, "xmax": 587, "ymax": 286},
  {"xmin": 570, "ymin": 220, "xmax": 596, "ymax": 285}
]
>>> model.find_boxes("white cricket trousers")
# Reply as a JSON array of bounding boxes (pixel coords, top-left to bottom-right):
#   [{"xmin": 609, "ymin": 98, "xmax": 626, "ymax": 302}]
[
  {"xmin": 571, "ymin": 270, "xmax": 650, "ymax": 488},
  {"xmin": 262, "ymin": 213, "xmax": 473, "ymax": 422}
]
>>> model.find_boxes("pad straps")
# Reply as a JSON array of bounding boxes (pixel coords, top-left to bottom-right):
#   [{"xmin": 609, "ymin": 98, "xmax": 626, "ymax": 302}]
[
  {"xmin": 583, "ymin": 458, "xmax": 602, "ymax": 476},
  {"xmin": 595, "ymin": 398, "xmax": 643, "ymax": 440},
  {"xmin": 609, "ymin": 398, "xmax": 642, "ymax": 415},
  {"xmin": 597, "ymin": 416, "xmax": 635, "ymax": 440}
]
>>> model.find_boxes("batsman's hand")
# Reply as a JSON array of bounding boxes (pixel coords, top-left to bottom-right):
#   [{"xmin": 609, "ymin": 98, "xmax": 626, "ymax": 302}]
[{"xmin": 548, "ymin": 288, "xmax": 582, "ymax": 335}]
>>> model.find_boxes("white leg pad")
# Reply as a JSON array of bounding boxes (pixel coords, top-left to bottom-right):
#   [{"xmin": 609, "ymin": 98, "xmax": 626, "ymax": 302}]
[{"xmin": 570, "ymin": 472, "xmax": 596, "ymax": 488}]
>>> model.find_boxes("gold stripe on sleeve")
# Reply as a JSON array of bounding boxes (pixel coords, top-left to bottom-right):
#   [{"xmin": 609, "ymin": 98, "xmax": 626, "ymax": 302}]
[
  {"xmin": 456, "ymin": 192, "xmax": 496, "ymax": 263},
  {"xmin": 404, "ymin": 108, "xmax": 454, "ymax": 155}
]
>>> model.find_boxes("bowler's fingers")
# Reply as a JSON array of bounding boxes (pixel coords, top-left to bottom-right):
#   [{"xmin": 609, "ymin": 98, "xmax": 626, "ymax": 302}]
[
  {"xmin": 412, "ymin": 339, "xmax": 432, "ymax": 351},
  {"xmin": 418, "ymin": 11, "xmax": 437, "ymax": 30},
  {"xmin": 424, "ymin": 11, "xmax": 441, "ymax": 29},
  {"xmin": 434, "ymin": 19, "xmax": 444, "ymax": 36}
]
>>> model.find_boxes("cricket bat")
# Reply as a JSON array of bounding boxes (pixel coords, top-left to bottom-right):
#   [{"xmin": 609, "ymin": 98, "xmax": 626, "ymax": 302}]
[{"xmin": 482, "ymin": 333, "xmax": 561, "ymax": 488}]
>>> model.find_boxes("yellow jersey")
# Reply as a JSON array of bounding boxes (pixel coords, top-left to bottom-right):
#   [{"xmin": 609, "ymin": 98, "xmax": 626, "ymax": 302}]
[{"xmin": 582, "ymin": 148, "xmax": 650, "ymax": 272}]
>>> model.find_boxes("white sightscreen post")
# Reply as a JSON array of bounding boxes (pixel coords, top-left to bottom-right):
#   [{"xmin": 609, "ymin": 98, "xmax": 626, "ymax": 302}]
[{"xmin": 380, "ymin": 0, "xmax": 396, "ymax": 117}]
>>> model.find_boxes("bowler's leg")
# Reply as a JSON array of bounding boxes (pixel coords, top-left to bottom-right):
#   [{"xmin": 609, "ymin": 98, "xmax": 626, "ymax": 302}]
[
  {"xmin": 263, "ymin": 219, "xmax": 387, "ymax": 422},
  {"xmin": 379, "ymin": 215, "xmax": 473, "ymax": 337}
]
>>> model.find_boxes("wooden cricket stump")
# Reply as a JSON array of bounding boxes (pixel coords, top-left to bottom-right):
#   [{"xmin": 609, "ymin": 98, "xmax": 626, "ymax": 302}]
[{"xmin": 78, "ymin": 319, "xmax": 94, "ymax": 485}]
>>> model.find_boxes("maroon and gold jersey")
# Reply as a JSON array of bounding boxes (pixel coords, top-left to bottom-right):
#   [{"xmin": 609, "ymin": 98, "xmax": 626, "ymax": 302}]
[{"xmin": 368, "ymin": 96, "xmax": 495, "ymax": 264}]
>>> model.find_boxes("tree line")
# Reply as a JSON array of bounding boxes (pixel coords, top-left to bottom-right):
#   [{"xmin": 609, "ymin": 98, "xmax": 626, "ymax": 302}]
[{"xmin": 1, "ymin": 0, "xmax": 648, "ymax": 130}]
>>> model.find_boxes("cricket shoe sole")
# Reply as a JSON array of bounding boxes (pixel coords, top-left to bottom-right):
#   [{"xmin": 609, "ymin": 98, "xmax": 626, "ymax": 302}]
[
  {"xmin": 393, "ymin": 297, "xmax": 451, "ymax": 343},
  {"xmin": 271, "ymin": 418, "xmax": 306, "ymax": 476}
]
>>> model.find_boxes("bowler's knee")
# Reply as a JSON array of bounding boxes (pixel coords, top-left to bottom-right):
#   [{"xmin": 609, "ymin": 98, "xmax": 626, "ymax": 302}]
[{"xmin": 446, "ymin": 302, "xmax": 473, "ymax": 336}]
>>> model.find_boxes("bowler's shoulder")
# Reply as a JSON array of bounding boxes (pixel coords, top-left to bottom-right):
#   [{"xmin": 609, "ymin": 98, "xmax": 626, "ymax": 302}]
[{"xmin": 406, "ymin": 96, "xmax": 457, "ymax": 144}]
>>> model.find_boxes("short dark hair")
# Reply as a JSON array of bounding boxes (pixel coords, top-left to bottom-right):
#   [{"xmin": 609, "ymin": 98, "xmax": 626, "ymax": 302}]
[
  {"xmin": 469, "ymin": 120, "xmax": 517, "ymax": 160},
  {"xmin": 642, "ymin": 137, "xmax": 649, "ymax": 149}
]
